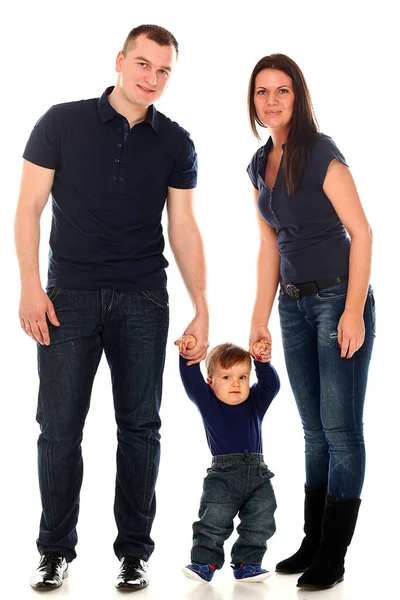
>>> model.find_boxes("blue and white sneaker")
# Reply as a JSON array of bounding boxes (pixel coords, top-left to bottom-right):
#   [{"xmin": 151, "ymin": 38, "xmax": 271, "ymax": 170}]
[
  {"xmin": 232, "ymin": 563, "xmax": 270, "ymax": 582},
  {"xmin": 182, "ymin": 562, "xmax": 216, "ymax": 582}
]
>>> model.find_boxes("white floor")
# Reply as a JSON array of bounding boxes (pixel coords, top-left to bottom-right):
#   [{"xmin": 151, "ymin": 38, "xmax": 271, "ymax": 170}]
[
  {"xmin": 6, "ymin": 567, "xmax": 391, "ymax": 600},
  {"xmin": 3, "ymin": 545, "xmax": 394, "ymax": 600}
]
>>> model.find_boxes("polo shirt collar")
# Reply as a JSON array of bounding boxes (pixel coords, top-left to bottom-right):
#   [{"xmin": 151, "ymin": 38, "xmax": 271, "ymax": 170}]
[
  {"xmin": 145, "ymin": 104, "xmax": 159, "ymax": 132},
  {"xmin": 264, "ymin": 136, "xmax": 286, "ymax": 154},
  {"xmin": 97, "ymin": 86, "xmax": 159, "ymax": 132}
]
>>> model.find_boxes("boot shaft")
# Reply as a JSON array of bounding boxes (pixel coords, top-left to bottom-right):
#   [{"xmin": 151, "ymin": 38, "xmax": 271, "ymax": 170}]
[
  {"xmin": 304, "ymin": 486, "xmax": 327, "ymax": 540},
  {"xmin": 321, "ymin": 496, "xmax": 361, "ymax": 551},
  {"xmin": 296, "ymin": 497, "xmax": 361, "ymax": 589}
]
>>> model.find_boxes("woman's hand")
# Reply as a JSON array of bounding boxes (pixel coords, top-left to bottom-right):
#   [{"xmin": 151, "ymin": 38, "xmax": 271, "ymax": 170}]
[
  {"xmin": 249, "ymin": 326, "xmax": 272, "ymax": 359},
  {"xmin": 337, "ymin": 310, "xmax": 365, "ymax": 359},
  {"xmin": 252, "ymin": 338, "xmax": 272, "ymax": 362}
]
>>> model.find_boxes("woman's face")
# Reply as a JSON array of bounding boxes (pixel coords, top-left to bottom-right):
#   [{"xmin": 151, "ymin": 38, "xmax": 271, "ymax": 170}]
[{"xmin": 254, "ymin": 69, "xmax": 295, "ymax": 133}]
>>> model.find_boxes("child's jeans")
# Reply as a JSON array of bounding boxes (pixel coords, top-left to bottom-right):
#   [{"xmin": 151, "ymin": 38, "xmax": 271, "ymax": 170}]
[{"xmin": 191, "ymin": 451, "xmax": 276, "ymax": 568}]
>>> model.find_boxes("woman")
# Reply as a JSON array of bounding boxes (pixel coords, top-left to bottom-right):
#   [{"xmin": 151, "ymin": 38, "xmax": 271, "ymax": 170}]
[{"xmin": 247, "ymin": 54, "xmax": 375, "ymax": 590}]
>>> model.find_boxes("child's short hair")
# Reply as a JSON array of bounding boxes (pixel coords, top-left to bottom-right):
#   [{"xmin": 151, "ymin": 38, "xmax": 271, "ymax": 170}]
[{"xmin": 206, "ymin": 343, "xmax": 252, "ymax": 379}]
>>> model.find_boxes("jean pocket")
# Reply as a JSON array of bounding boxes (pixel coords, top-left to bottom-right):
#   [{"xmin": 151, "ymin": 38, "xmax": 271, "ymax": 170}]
[
  {"xmin": 316, "ymin": 281, "xmax": 348, "ymax": 301},
  {"xmin": 141, "ymin": 289, "xmax": 169, "ymax": 308},
  {"xmin": 46, "ymin": 287, "xmax": 61, "ymax": 302},
  {"xmin": 202, "ymin": 470, "xmax": 231, "ymax": 503},
  {"xmin": 258, "ymin": 464, "xmax": 274, "ymax": 480}
]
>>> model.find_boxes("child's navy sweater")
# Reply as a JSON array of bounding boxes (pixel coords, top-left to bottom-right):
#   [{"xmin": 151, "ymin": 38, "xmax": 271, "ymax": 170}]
[{"xmin": 179, "ymin": 356, "xmax": 280, "ymax": 455}]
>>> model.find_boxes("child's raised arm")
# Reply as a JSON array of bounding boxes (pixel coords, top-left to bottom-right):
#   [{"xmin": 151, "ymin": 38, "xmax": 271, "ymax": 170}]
[
  {"xmin": 175, "ymin": 335, "xmax": 210, "ymax": 405},
  {"xmin": 251, "ymin": 360, "xmax": 280, "ymax": 417}
]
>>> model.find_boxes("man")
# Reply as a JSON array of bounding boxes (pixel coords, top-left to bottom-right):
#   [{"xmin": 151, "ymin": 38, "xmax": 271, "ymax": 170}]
[{"xmin": 14, "ymin": 24, "xmax": 208, "ymax": 592}]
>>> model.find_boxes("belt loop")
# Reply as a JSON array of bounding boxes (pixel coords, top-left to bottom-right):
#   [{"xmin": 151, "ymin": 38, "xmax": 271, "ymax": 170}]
[{"xmin": 243, "ymin": 449, "xmax": 252, "ymax": 463}]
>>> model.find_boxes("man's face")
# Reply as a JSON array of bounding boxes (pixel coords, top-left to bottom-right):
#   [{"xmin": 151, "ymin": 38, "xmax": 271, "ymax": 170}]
[
  {"xmin": 115, "ymin": 34, "xmax": 176, "ymax": 107},
  {"xmin": 207, "ymin": 361, "xmax": 251, "ymax": 405}
]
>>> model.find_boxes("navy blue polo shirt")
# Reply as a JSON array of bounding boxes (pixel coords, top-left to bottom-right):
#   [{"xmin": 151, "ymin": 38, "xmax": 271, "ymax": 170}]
[
  {"xmin": 23, "ymin": 87, "xmax": 197, "ymax": 290},
  {"xmin": 247, "ymin": 134, "xmax": 350, "ymax": 284},
  {"xmin": 179, "ymin": 355, "xmax": 280, "ymax": 455}
]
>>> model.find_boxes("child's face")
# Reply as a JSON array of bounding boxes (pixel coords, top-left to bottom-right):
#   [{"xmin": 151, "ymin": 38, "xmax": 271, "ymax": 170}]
[{"xmin": 207, "ymin": 360, "xmax": 251, "ymax": 405}]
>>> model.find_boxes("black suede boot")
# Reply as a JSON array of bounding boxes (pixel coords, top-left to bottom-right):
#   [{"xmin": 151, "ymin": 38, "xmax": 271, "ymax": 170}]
[
  {"xmin": 275, "ymin": 486, "xmax": 326, "ymax": 574},
  {"xmin": 297, "ymin": 496, "xmax": 361, "ymax": 589}
]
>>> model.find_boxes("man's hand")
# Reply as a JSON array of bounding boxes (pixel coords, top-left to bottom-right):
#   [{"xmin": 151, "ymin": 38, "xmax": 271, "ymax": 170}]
[
  {"xmin": 252, "ymin": 338, "xmax": 272, "ymax": 363},
  {"xmin": 176, "ymin": 315, "xmax": 209, "ymax": 365},
  {"xmin": 19, "ymin": 287, "xmax": 60, "ymax": 345},
  {"xmin": 174, "ymin": 334, "xmax": 197, "ymax": 354}
]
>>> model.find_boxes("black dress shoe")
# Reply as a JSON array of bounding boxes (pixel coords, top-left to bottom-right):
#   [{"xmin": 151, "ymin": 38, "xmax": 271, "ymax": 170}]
[
  {"xmin": 30, "ymin": 551, "xmax": 68, "ymax": 590},
  {"xmin": 116, "ymin": 556, "xmax": 149, "ymax": 591}
]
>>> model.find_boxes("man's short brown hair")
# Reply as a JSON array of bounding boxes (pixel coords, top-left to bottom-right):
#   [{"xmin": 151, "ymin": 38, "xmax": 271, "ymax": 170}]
[
  {"xmin": 122, "ymin": 24, "xmax": 179, "ymax": 56},
  {"xmin": 206, "ymin": 343, "xmax": 251, "ymax": 379}
]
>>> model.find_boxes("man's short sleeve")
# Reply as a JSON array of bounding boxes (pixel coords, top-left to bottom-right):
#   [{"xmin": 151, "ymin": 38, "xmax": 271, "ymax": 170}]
[
  {"xmin": 246, "ymin": 149, "xmax": 261, "ymax": 189},
  {"xmin": 310, "ymin": 135, "xmax": 348, "ymax": 185},
  {"xmin": 168, "ymin": 135, "xmax": 198, "ymax": 189},
  {"xmin": 23, "ymin": 106, "xmax": 60, "ymax": 169}
]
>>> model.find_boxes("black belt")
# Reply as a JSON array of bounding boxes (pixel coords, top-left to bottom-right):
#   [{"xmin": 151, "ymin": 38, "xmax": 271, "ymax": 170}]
[{"xmin": 280, "ymin": 276, "xmax": 347, "ymax": 299}]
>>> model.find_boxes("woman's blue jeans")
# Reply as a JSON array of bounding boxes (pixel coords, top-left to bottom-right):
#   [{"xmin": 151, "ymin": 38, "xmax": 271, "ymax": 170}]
[
  {"xmin": 278, "ymin": 281, "xmax": 375, "ymax": 500},
  {"xmin": 36, "ymin": 287, "xmax": 169, "ymax": 562}
]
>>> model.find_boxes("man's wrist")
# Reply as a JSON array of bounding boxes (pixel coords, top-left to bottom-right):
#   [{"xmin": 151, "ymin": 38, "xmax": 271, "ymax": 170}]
[
  {"xmin": 193, "ymin": 298, "xmax": 209, "ymax": 317},
  {"xmin": 20, "ymin": 273, "xmax": 42, "ymax": 290}
]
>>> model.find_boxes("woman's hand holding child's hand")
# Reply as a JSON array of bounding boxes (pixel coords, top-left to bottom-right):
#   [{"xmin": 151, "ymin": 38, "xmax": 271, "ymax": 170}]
[{"xmin": 252, "ymin": 338, "xmax": 272, "ymax": 363}]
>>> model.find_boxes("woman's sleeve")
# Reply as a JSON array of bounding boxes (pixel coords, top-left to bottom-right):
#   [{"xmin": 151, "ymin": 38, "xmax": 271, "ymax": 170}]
[
  {"xmin": 246, "ymin": 149, "xmax": 261, "ymax": 189},
  {"xmin": 310, "ymin": 134, "xmax": 349, "ymax": 185}
]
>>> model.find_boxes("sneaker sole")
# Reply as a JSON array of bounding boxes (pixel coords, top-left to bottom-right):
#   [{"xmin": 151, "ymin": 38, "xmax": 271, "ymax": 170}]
[
  {"xmin": 182, "ymin": 567, "xmax": 210, "ymax": 583},
  {"xmin": 235, "ymin": 572, "xmax": 271, "ymax": 583}
]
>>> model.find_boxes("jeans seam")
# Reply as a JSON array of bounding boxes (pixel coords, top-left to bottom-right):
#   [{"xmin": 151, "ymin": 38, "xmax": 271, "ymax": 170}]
[
  {"xmin": 108, "ymin": 290, "xmax": 116, "ymax": 310},
  {"xmin": 368, "ymin": 293, "xmax": 376, "ymax": 335},
  {"xmin": 38, "ymin": 388, "xmax": 56, "ymax": 529},
  {"xmin": 351, "ymin": 354, "xmax": 364, "ymax": 497},
  {"xmin": 140, "ymin": 350, "xmax": 166, "ymax": 524}
]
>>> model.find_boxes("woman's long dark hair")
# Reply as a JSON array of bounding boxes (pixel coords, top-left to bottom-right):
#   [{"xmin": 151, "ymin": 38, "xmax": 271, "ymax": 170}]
[{"xmin": 248, "ymin": 54, "xmax": 319, "ymax": 195}]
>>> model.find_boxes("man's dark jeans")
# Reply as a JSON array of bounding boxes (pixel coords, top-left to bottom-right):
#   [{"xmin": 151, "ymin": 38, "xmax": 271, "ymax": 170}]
[
  {"xmin": 191, "ymin": 452, "xmax": 277, "ymax": 568},
  {"xmin": 36, "ymin": 288, "xmax": 169, "ymax": 562}
]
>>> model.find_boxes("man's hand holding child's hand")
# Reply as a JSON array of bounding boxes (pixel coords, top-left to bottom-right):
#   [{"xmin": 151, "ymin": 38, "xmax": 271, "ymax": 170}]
[{"xmin": 174, "ymin": 334, "xmax": 197, "ymax": 354}]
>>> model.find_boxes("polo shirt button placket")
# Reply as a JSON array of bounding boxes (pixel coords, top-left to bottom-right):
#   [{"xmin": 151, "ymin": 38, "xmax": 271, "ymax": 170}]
[
  {"xmin": 118, "ymin": 126, "xmax": 128, "ymax": 192},
  {"xmin": 269, "ymin": 190, "xmax": 280, "ymax": 228},
  {"xmin": 112, "ymin": 141, "xmax": 123, "ymax": 190}
]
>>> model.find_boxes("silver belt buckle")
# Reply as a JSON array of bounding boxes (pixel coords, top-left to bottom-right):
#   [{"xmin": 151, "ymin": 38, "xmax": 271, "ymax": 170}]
[{"xmin": 285, "ymin": 283, "xmax": 300, "ymax": 299}]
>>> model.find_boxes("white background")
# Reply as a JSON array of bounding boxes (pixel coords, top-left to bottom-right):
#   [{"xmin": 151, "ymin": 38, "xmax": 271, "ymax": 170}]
[{"xmin": 1, "ymin": 0, "xmax": 398, "ymax": 598}]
